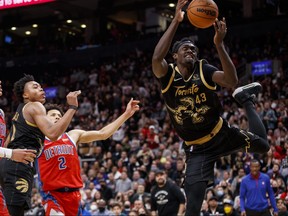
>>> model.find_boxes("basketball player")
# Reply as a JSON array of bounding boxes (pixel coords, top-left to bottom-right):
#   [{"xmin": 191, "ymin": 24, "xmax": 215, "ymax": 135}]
[
  {"xmin": 36, "ymin": 98, "xmax": 140, "ymax": 216},
  {"xmin": 0, "ymin": 74, "xmax": 81, "ymax": 216},
  {"xmin": 151, "ymin": 0, "xmax": 270, "ymax": 215}
]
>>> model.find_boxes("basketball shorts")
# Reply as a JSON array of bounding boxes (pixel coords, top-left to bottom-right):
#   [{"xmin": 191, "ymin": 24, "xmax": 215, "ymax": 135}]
[
  {"xmin": 42, "ymin": 190, "xmax": 82, "ymax": 216},
  {"xmin": 184, "ymin": 120, "xmax": 266, "ymax": 186},
  {"xmin": 0, "ymin": 158, "xmax": 33, "ymax": 209}
]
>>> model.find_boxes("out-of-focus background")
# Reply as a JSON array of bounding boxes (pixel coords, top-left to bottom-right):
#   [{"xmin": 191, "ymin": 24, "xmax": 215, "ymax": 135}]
[{"xmin": 0, "ymin": 0, "xmax": 288, "ymax": 215}]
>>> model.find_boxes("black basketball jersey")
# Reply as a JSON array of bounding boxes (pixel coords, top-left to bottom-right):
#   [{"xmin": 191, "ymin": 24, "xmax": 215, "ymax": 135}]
[
  {"xmin": 158, "ymin": 60, "xmax": 222, "ymax": 142},
  {"xmin": 7, "ymin": 103, "xmax": 45, "ymax": 155}
]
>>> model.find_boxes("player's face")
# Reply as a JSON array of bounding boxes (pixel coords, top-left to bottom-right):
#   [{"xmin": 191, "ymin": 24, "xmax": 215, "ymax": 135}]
[
  {"xmin": 23, "ymin": 81, "xmax": 46, "ymax": 104},
  {"xmin": 47, "ymin": 109, "xmax": 62, "ymax": 123},
  {"xmin": 176, "ymin": 43, "xmax": 198, "ymax": 65}
]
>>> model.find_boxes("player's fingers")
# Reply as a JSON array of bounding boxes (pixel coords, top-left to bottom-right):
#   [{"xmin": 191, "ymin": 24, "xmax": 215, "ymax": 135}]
[
  {"xmin": 25, "ymin": 149, "xmax": 37, "ymax": 153},
  {"xmin": 27, "ymin": 152, "xmax": 37, "ymax": 158},
  {"xmin": 26, "ymin": 157, "xmax": 34, "ymax": 162},
  {"xmin": 75, "ymin": 90, "xmax": 81, "ymax": 96}
]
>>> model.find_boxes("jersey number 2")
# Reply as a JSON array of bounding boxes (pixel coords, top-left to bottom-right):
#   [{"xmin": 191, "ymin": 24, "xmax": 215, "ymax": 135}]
[{"xmin": 58, "ymin": 157, "xmax": 67, "ymax": 170}]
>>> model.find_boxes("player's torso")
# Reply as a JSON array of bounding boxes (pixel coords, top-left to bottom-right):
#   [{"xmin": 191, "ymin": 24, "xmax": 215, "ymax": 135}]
[
  {"xmin": 36, "ymin": 133, "xmax": 82, "ymax": 191},
  {"xmin": 8, "ymin": 103, "xmax": 44, "ymax": 154},
  {"xmin": 161, "ymin": 61, "xmax": 221, "ymax": 140}
]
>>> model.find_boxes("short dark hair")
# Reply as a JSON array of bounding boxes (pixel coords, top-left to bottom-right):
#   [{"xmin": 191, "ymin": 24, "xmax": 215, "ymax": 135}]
[
  {"xmin": 45, "ymin": 103, "xmax": 64, "ymax": 116},
  {"xmin": 171, "ymin": 37, "xmax": 197, "ymax": 53},
  {"xmin": 250, "ymin": 159, "xmax": 261, "ymax": 166},
  {"xmin": 112, "ymin": 202, "xmax": 122, "ymax": 209},
  {"xmin": 13, "ymin": 74, "xmax": 35, "ymax": 103}
]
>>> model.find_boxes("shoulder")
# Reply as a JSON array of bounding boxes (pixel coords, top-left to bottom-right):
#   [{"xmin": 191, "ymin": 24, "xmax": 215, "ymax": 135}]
[
  {"xmin": 241, "ymin": 175, "xmax": 250, "ymax": 182},
  {"xmin": 25, "ymin": 101, "xmax": 45, "ymax": 112},
  {"xmin": 0, "ymin": 109, "xmax": 4, "ymax": 118},
  {"xmin": 168, "ymin": 180, "xmax": 180, "ymax": 189}
]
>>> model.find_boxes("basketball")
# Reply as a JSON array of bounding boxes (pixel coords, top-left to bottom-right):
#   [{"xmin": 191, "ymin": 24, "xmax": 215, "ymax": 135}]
[{"xmin": 186, "ymin": 0, "xmax": 219, "ymax": 29}]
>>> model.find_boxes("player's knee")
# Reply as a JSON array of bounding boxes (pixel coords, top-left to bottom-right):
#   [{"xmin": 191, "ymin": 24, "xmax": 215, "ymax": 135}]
[
  {"xmin": 250, "ymin": 140, "xmax": 270, "ymax": 153},
  {"xmin": 49, "ymin": 209, "xmax": 64, "ymax": 216}
]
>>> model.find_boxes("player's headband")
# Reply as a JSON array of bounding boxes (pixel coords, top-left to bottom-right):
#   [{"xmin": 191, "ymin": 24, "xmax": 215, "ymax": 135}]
[{"xmin": 171, "ymin": 40, "xmax": 193, "ymax": 53}]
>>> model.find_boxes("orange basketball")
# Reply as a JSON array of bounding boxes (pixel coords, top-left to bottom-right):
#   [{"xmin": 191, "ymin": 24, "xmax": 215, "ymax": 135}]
[{"xmin": 186, "ymin": 0, "xmax": 218, "ymax": 29}]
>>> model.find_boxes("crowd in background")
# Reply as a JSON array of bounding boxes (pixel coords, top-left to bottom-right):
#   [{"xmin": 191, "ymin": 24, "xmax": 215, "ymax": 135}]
[{"xmin": 0, "ymin": 24, "xmax": 288, "ymax": 216}]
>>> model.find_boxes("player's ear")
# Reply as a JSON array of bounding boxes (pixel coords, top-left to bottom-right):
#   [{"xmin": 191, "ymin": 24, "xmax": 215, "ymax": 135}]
[
  {"xmin": 22, "ymin": 92, "xmax": 29, "ymax": 100},
  {"xmin": 173, "ymin": 53, "xmax": 177, "ymax": 61}
]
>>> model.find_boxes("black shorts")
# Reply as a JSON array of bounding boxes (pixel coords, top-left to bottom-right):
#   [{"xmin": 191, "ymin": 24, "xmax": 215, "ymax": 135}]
[
  {"xmin": 184, "ymin": 120, "xmax": 266, "ymax": 186},
  {"xmin": 0, "ymin": 158, "xmax": 34, "ymax": 209}
]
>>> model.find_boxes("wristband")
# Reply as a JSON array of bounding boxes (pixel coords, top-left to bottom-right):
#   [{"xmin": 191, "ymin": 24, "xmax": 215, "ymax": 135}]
[
  {"xmin": 68, "ymin": 105, "xmax": 78, "ymax": 110},
  {"xmin": 0, "ymin": 148, "xmax": 12, "ymax": 159}
]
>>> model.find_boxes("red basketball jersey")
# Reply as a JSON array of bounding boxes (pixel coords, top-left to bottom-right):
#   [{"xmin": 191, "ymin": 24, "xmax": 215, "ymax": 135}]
[
  {"xmin": 0, "ymin": 109, "xmax": 6, "ymax": 147},
  {"xmin": 36, "ymin": 133, "xmax": 83, "ymax": 191}
]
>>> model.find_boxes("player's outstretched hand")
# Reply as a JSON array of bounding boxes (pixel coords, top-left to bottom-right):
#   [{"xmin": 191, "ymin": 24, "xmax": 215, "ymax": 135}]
[
  {"xmin": 213, "ymin": 17, "xmax": 227, "ymax": 46},
  {"xmin": 11, "ymin": 149, "xmax": 37, "ymax": 164},
  {"xmin": 125, "ymin": 98, "xmax": 140, "ymax": 117},
  {"xmin": 175, "ymin": 0, "xmax": 188, "ymax": 23},
  {"xmin": 66, "ymin": 90, "xmax": 81, "ymax": 108}
]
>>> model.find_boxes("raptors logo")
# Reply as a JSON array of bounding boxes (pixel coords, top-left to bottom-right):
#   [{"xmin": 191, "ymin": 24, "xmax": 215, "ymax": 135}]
[{"xmin": 15, "ymin": 178, "xmax": 29, "ymax": 193}]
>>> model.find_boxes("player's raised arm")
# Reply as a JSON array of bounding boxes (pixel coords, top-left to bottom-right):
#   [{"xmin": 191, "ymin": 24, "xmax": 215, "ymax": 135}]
[
  {"xmin": 152, "ymin": 0, "xmax": 188, "ymax": 78},
  {"xmin": 27, "ymin": 90, "xmax": 81, "ymax": 141},
  {"xmin": 69, "ymin": 98, "xmax": 140, "ymax": 144}
]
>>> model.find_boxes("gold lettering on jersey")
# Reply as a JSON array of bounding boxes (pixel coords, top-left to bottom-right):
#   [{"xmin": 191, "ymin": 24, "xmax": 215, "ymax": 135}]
[
  {"xmin": 175, "ymin": 83, "xmax": 199, "ymax": 97},
  {"xmin": 44, "ymin": 145, "xmax": 74, "ymax": 160},
  {"xmin": 12, "ymin": 112, "xmax": 19, "ymax": 121},
  {"xmin": 10, "ymin": 124, "xmax": 16, "ymax": 142},
  {"xmin": 166, "ymin": 96, "xmax": 210, "ymax": 125},
  {"xmin": 15, "ymin": 178, "xmax": 29, "ymax": 193}
]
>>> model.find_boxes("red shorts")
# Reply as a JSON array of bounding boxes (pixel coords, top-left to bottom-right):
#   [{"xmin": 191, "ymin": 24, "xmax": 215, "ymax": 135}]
[
  {"xmin": 0, "ymin": 190, "xmax": 9, "ymax": 216},
  {"xmin": 42, "ymin": 190, "xmax": 82, "ymax": 216}
]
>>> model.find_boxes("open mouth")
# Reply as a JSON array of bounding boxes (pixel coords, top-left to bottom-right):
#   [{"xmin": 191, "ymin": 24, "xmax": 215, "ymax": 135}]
[{"xmin": 185, "ymin": 54, "xmax": 193, "ymax": 59}]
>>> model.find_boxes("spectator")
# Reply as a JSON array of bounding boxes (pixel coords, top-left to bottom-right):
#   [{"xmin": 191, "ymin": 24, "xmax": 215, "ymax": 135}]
[
  {"xmin": 150, "ymin": 169, "xmax": 185, "ymax": 216},
  {"xmin": 239, "ymin": 159, "xmax": 278, "ymax": 216},
  {"xmin": 260, "ymin": 101, "xmax": 278, "ymax": 131},
  {"xmin": 130, "ymin": 184, "xmax": 150, "ymax": 204},
  {"xmin": 276, "ymin": 199, "xmax": 288, "ymax": 216},
  {"xmin": 93, "ymin": 199, "xmax": 113, "ymax": 216},
  {"xmin": 112, "ymin": 202, "xmax": 126, "ymax": 216},
  {"xmin": 200, "ymin": 199, "xmax": 210, "ymax": 216},
  {"xmin": 115, "ymin": 171, "xmax": 132, "ymax": 193},
  {"xmin": 223, "ymin": 198, "xmax": 238, "ymax": 216},
  {"xmin": 207, "ymin": 196, "xmax": 224, "ymax": 215},
  {"xmin": 99, "ymin": 179, "xmax": 113, "ymax": 202}
]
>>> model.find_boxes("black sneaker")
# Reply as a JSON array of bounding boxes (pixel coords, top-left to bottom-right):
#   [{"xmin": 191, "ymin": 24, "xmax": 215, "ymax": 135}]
[{"xmin": 232, "ymin": 82, "xmax": 262, "ymax": 105}]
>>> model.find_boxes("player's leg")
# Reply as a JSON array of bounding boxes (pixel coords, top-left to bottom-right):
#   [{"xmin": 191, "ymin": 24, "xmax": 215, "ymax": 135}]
[
  {"xmin": 232, "ymin": 82, "xmax": 269, "ymax": 153},
  {"xmin": 58, "ymin": 191, "xmax": 82, "ymax": 216},
  {"xmin": 0, "ymin": 190, "xmax": 9, "ymax": 216},
  {"xmin": 6, "ymin": 205, "xmax": 25, "ymax": 216},
  {"xmin": 184, "ymin": 153, "xmax": 214, "ymax": 216},
  {"xmin": 0, "ymin": 159, "xmax": 33, "ymax": 216},
  {"xmin": 42, "ymin": 198, "xmax": 65, "ymax": 216},
  {"xmin": 184, "ymin": 181, "xmax": 208, "ymax": 216}
]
